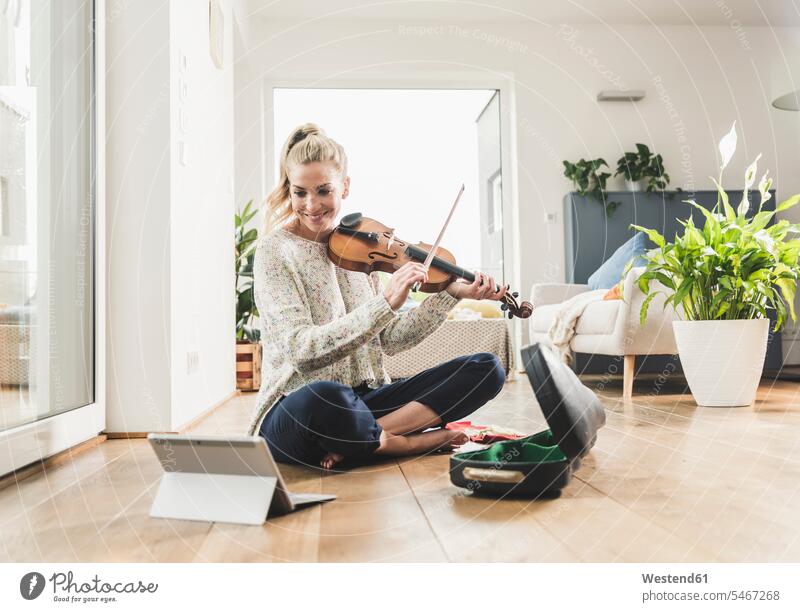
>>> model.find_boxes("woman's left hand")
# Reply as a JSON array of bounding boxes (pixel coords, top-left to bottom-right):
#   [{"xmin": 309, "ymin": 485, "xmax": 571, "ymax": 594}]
[{"xmin": 445, "ymin": 271, "xmax": 508, "ymax": 302}]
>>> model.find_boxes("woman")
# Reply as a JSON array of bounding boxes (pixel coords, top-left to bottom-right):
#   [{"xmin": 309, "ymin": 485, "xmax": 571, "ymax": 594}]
[{"xmin": 249, "ymin": 123, "xmax": 509, "ymax": 470}]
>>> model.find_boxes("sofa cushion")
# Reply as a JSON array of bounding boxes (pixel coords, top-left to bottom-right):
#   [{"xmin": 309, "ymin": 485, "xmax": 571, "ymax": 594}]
[
  {"xmin": 587, "ymin": 232, "xmax": 647, "ymax": 290},
  {"xmin": 602, "ymin": 284, "xmax": 622, "ymax": 300},
  {"xmin": 446, "ymin": 298, "xmax": 503, "ymax": 319},
  {"xmin": 530, "ymin": 300, "xmax": 623, "ymax": 336}
]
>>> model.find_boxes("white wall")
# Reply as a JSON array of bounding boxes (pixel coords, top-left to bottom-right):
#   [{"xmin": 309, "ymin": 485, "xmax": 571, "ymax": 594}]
[
  {"xmin": 169, "ymin": 0, "xmax": 236, "ymax": 429},
  {"xmin": 234, "ymin": 19, "xmax": 800, "ymax": 360},
  {"xmin": 106, "ymin": 0, "xmax": 172, "ymax": 432},
  {"xmin": 106, "ymin": 0, "xmax": 236, "ymax": 432}
]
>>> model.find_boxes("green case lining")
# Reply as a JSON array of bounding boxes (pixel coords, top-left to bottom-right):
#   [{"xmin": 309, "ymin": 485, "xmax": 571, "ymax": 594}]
[{"xmin": 453, "ymin": 430, "xmax": 568, "ymax": 465}]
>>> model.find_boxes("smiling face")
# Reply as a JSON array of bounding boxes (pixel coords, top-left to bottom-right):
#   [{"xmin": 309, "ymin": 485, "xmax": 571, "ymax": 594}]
[{"xmin": 286, "ymin": 161, "xmax": 349, "ymax": 241}]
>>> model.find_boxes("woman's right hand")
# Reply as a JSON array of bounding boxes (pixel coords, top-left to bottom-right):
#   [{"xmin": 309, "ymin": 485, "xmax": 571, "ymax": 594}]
[{"xmin": 383, "ymin": 262, "xmax": 429, "ymax": 311}]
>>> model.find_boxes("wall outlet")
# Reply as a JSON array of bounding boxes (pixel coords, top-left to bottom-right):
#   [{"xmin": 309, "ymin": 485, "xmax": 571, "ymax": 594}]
[
  {"xmin": 186, "ymin": 350, "xmax": 200, "ymax": 375},
  {"xmin": 178, "ymin": 139, "xmax": 188, "ymax": 166}
]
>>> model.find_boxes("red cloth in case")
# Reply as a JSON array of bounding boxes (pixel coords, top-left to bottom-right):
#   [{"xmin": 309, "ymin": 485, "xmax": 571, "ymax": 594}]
[{"xmin": 445, "ymin": 421, "xmax": 526, "ymax": 444}]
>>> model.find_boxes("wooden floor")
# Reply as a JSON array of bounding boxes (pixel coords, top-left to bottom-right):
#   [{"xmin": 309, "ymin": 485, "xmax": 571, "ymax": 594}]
[{"xmin": 2, "ymin": 373, "xmax": 800, "ymax": 562}]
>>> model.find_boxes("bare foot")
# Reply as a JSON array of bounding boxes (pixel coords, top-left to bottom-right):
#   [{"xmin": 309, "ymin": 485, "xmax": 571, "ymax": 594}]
[
  {"xmin": 434, "ymin": 429, "xmax": 469, "ymax": 452},
  {"xmin": 320, "ymin": 451, "xmax": 344, "ymax": 470}
]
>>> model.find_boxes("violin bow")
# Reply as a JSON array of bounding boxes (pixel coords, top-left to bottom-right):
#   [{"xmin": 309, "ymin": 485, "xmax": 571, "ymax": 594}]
[{"xmin": 411, "ymin": 183, "xmax": 465, "ymax": 293}]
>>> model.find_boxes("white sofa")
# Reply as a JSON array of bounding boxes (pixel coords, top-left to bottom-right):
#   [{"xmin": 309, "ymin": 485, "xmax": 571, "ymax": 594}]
[{"xmin": 528, "ymin": 267, "xmax": 678, "ymax": 398}]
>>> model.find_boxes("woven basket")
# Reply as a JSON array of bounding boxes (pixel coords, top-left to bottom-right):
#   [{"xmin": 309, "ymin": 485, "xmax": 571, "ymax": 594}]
[{"xmin": 235, "ymin": 341, "xmax": 262, "ymax": 391}]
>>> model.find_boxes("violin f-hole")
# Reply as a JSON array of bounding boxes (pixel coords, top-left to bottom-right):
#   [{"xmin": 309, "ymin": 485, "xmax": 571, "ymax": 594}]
[{"xmin": 368, "ymin": 251, "xmax": 398, "ymax": 261}]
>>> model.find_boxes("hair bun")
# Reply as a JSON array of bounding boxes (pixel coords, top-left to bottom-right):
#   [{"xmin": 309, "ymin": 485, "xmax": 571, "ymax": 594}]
[{"xmin": 288, "ymin": 123, "xmax": 325, "ymax": 149}]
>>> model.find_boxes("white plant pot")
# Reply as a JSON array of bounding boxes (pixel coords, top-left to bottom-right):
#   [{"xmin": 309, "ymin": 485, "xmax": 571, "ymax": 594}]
[
  {"xmin": 672, "ymin": 319, "xmax": 769, "ymax": 407},
  {"xmin": 625, "ymin": 179, "xmax": 644, "ymax": 192}
]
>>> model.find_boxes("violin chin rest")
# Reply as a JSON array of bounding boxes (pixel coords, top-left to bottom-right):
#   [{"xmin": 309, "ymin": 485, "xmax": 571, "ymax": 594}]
[{"xmin": 339, "ymin": 212, "xmax": 362, "ymax": 228}]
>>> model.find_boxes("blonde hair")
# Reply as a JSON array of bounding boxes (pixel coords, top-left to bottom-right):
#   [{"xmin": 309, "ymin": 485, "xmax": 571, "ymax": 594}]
[{"xmin": 263, "ymin": 123, "xmax": 348, "ymax": 235}]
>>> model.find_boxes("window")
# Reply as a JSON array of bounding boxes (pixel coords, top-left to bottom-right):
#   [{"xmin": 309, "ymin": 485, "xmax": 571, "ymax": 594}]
[{"xmin": 0, "ymin": 0, "xmax": 95, "ymax": 432}]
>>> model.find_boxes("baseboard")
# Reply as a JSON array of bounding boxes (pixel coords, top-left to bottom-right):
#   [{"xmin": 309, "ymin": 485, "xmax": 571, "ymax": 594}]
[
  {"xmin": 0, "ymin": 434, "xmax": 108, "ymax": 492},
  {"xmin": 103, "ymin": 389, "xmax": 241, "ymax": 438},
  {"xmin": 105, "ymin": 431, "xmax": 173, "ymax": 439}
]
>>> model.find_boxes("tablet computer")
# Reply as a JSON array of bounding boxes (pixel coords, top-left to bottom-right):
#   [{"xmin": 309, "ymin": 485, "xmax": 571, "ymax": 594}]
[{"xmin": 147, "ymin": 433, "xmax": 336, "ymax": 517}]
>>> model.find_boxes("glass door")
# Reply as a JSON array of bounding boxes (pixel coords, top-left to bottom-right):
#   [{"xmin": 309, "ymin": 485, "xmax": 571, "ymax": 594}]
[{"xmin": 0, "ymin": 0, "xmax": 103, "ymax": 475}]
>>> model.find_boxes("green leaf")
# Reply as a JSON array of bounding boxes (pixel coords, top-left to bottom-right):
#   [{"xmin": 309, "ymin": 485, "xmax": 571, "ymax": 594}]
[
  {"xmin": 685, "ymin": 200, "xmax": 721, "ymax": 244},
  {"xmin": 748, "ymin": 210, "xmax": 775, "ymax": 233},
  {"xmin": 777, "ymin": 193, "xmax": 800, "ymax": 213},
  {"xmin": 235, "ymin": 199, "xmax": 262, "ymax": 337},
  {"xmin": 654, "ymin": 272, "xmax": 676, "ymax": 290},
  {"xmin": 673, "ymin": 278, "xmax": 694, "ymax": 312},
  {"xmin": 637, "ymin": 274, "xmax": 651, "ymax": 295},
  {"xmin": 242, "ymin": 208, "xmax": 258, "ymax": 226},
  {"xmin": 776, "ymin": 277, "xmax": 797, "ymax": 322},
  {"xmin": 630, "ymin": 224, "xmax": 666, "ymax": 248},
  {"xmin": 684, "ymin": 225, "xmax": 706, "ymax": 248},
  {"xmin": 639, "ymin": 291, "xmax": 660, "ymax": 326},
  {"xmin": 710, "ymin": 176, "xmax": 735, "ymax": 221},
  {"xmin": 779, "ymin": 239, "xmax": 800, "ymax": 265},
  {"xmin": 715, "ymin": 301, "xmax": 731, "ymax": 319}
]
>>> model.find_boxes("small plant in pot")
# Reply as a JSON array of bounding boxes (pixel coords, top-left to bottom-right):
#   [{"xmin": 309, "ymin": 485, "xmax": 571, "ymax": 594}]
[
  {"xmin": 563, "ymin": 157, "xmax": 620, "ymax": 216},
  {"xmin": 235, "ymin": 200, "xmax": 263, "ymax": 391},
  {"xmin": 631, "ymin": 122, "xmax": 800, "ymax": 406},
  {"xmin": 615, "ymin": 143, "xmax": 670, "ymax": 192},
  {"xmin": 235, "ymin": 199, "xmax": 261, "ymax": 342}
]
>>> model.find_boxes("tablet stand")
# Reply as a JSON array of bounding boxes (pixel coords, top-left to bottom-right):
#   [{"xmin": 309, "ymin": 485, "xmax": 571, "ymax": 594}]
[{"xmin": 150, "ymin": 472, "xmax": 277, "ymax": 525}]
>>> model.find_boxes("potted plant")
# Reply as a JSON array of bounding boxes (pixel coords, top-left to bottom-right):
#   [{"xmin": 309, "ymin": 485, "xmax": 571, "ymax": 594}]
[
  {"xmin": 615, "ymin": 143, "xmax": 670, "ymax": 192},
  {"xmin": 235, "ymin": 199, "xmax": 262, "ymax": 391},
  {"xmin": 631, "ymin": 122, "xmax": 800, "ymax": 406},
  {"xmin": 563, "ymin": 157, "xmax": 620, "ymax": 216}
]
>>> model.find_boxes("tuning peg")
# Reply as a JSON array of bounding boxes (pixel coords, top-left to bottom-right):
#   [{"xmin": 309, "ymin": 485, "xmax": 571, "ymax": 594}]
[
  {"xmin": 500, "ymin": 303, "xmax": 508, "ymax": 311},
  {"xmin": 507, "ymin": 311, "xmax": 513, "ymax": 319},
  {"xmin": 512, "ymin": 291, "xmax": 519, "ymax": 298}
]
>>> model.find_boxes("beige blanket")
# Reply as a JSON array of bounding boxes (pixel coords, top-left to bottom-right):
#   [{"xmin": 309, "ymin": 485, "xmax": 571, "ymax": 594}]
[{"xmin": 547, "ymin": 289, "xmax": 607, "ymax": 364}]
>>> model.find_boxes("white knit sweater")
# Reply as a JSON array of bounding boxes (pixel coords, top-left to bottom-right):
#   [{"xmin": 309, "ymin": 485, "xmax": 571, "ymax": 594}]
[{"xmin": 246, "ymin": 227, "xmax": 461, "ymax": 436}]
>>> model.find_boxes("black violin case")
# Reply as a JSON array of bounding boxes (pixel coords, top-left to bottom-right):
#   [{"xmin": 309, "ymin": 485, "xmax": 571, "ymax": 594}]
[{"xmin": 449, "ymin": 342, "xmax": 606, "ymax": 498}]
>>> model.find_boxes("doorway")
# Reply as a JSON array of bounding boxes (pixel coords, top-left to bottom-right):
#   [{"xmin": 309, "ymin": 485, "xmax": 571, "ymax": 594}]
[{"xmin": 272, "ymin": 88, "xmax": 505, "ymax": 285}]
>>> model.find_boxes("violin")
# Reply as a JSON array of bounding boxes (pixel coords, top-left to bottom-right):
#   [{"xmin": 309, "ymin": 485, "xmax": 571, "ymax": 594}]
[{"xmin": 326, "ymin": 213, "xmax": 533, "ymax": 319}]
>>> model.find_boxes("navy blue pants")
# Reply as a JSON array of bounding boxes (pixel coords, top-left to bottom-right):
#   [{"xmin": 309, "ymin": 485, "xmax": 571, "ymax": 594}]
[{"xmin": 258, "ymin": 352, "xmax": 505, "ymax": 466}]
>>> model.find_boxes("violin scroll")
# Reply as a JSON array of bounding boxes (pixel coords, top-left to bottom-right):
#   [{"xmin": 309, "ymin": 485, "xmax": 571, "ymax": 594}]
[{"xmin": 499, "ymin": 290, "xmax": 533, "ymax": 320}]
